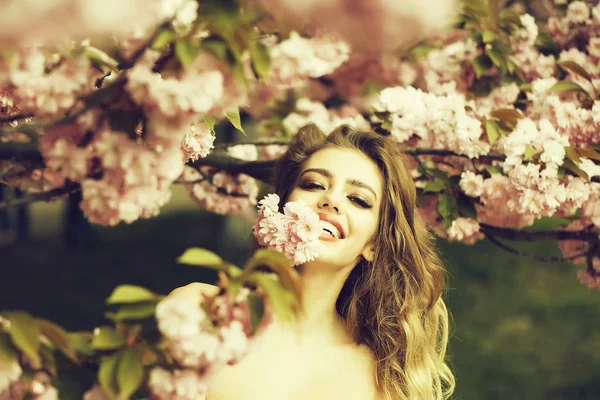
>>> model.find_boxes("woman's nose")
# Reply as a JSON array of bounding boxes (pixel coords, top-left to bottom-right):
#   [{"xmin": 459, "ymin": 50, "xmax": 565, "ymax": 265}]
[{"xmin": 317, "ymin": 192, "xmax": 342, "ymax": 214}]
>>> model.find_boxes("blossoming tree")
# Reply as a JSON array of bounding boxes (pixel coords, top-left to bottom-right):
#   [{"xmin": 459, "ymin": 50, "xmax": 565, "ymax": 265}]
[{"xmin": 1, "ymin": 0, "xmax": 600, "ymax": 398}]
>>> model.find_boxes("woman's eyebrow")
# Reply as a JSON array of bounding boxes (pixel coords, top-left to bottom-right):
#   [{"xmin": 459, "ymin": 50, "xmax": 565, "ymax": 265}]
[{"xmin": 300, "ymin": 168, "xmax": 377, "ymax": 199}]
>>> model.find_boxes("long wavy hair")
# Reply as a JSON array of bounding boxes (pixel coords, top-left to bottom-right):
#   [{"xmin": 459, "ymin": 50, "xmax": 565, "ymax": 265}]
[{"xmin": 272, "ymin": 124, "xmax": 455, "ymax": 400}]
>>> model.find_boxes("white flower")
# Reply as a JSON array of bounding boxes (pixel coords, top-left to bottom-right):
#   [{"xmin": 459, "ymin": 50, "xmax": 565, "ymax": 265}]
[
  {"xmin": 459, "ymin": 171, "xmax": 484, "ymax": 197},
  {"xmin": 156, "ymin": 295, "xmax": 207, "ymax": 339},
  {"xmin": 0, "ymin": 358, "xmax": 22, "ymax": 392},
  {"xmin": 219, "ymin": 321, "xmax": 249, "ymax": 363},
  {"xmin": 566, "ymin": 1, "xmax": 590, "ymax": 24},
  {"xmin": 578, "ymin": 158, "xmax": 600, "ymax": 178}
]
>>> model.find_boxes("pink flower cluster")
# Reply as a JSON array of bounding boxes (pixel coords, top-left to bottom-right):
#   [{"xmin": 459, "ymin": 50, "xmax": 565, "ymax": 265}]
[
  {"xmin": 5, "ymin": 48, "xmax": 99, "ymax": 119},
  {"xmin": 0, "ymin": 372, "xmax": 58, "ymax": 400},
  {"xmin": 181, "ymin": 121, "xmax": 215, "ymax": 162},
  {"xmin": 183, "ymin": 144, "xmax": 260, "ymax": 215},
  {"xmin": 253, "ymin": 194, "xmax": 322, "ymax": 265},
  {"xmin": 78, "ymin": 128, "xmax": 184, "ymax": 226},
  {"xmin": 372, "ymin": 86, "xmax": 490, "ymax": 158},
  {"xmin": 268, "ymin": 32, "xmax": 351, "ymax": 88},
  {"xmin": 150, "ymin": 283, "xmax": 272, "ymax": 399},
  {"xmin": 282, "ymin": 98, "xmax": 369, "ymax": 135}
]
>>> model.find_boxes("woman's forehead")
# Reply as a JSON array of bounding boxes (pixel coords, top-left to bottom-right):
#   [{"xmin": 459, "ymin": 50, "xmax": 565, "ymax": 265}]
[{"xmin": 302, "ymin": 148, "xmax": 383, "ymax": 192}]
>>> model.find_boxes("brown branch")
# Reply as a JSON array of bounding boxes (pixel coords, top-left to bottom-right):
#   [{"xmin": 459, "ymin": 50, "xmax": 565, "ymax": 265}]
[
  {"xmin": 0, "ymin": 183, "xmax": 79, "ymax": 210},
  {"xmin": 486, "ymin": 234, "xmax": 589, "ymax": 263},
  {"xmin": 0, "ymin": 114, "xmax": 33, "ymax": 124},
  {"xmin": 479, "ymin": 222, "xmax": 600, "ymax": 243}
]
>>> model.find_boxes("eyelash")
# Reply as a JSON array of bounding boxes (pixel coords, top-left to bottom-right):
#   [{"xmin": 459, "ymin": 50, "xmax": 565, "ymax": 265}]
[{"xmin": 298, "ymin": 181, "xmax": 373, "ymax": 209}]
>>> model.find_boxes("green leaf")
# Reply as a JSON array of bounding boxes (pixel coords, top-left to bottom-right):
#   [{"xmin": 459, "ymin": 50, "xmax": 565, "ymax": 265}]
[
  {"xmin": 83, "ymin": 46, "xmax": 118, "ymax": 70},
  {"xmin": 524, "ymin": 145, "xmax": 537, "ymax": 161},
  {"xmin": 490, "ymin": 108, "xmax": 523, "ymax": 126},
  {"xmin": 485, "ymin": 119, "xmax": 500, "ymax": 144},
  {"xmin": 429, "ymin": 169, "xmax": 450, "ymax": 183},
  {"xmin": 423, "ymin": 181, "xmax": 447, "ymax": 193},
  {"xmin": 437, "ymin": 194, "xmax": 459, "ymax": 229},
  {"xmin": 99, "ymin": 352, "xmax": 121, "ymax": 399},
  {"xmin": 549, "ymin": 80, "xmax": 592, "ymax": 98},
  {"xmin": 202, "ymin": 35, "xmax": 232, "ymax": 62},
  {"xmin": 562, "ymin": 159, "xmax": 590, "ymax": 181},
  {"xmin": 38, "ymin": 319, "xmax": 77, "ymax": 362},
  {"xmin": 485, "ymin": 165, "xmax": 501, "ymax": 175},
  {"xmin": 488, "ymin": 48, "xmax": 504, "ymax": 69},
  {"xmin": 578, "ymin": 147, "xmax": 600, "ymax": 161},
  {"xmin": 152, "ymin": 28, "xmax": 175, "ymax": 51},
  {"xmin": 106, "ymin": 285, "xmax": 158, "ymax": 305},
  {"xmin": 522, "ymin": 216, "xmax": 571, "ymax": 232},
  {"xmin": 250, "ymin": 42, "xmax": 271, "ymax": 80},
  {"xmin": 175, "ymin": 41, "xmax": 200, "ymax": 68},
  {"xmin": 91, "ymin": 326, "xmax": 125, "ymax": 350},
  {"xmin": 117, "ymin": 347, "xmax": 144, "ymax": 399},
  {"xmin": 247, "ymin": 293, "xmax": 265, "ymax": 335},
  {"xmin": 250, "ymin": 273, "xmax": 297, "ymax": 324},
  {"xmin": 68, "ymin": 332, "xmax": 94, "ymax": 357},
  {"xmin": 0, "ymin": 333, "xmax": 18, "ymax": 364},
  {"xmin": 472, "ymin": 55, "xmax": 493, "ymax": 78},
  {"xmin": 558, "ymin": 60, "xmax": 592, "ymax": 83},
  {"xmin": 177, "ymin": 247, "xmax": 225, "ymax": 268},
  {"xmin": 3, "ymin": 311, "xmax": 41, "ymax": 367},
  {"xmin": 225, "ymin": 110, "xmax": 246, "ymax": 135},
  {"xmin": 106, "ymin": 303, "xmax": 156, "ymax": 321},
  {"xmin": 482, "ymin": 30, "xmax": 499, "ymax": 43},
  {"xmin": 243, "ymin": 248, "xmax": 299, "ymax": 302},
  {"xmin": 203, "ymin": 115, "xmax": 217, "ymax": 131},
  {"xmin": 564, "ymin": 146, "xmax": 581, "ymax": 163}
]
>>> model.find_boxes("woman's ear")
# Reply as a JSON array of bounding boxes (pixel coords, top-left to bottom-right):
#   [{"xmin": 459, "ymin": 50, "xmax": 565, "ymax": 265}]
[{"xmin": 361, "ymin": 245, "xmax": 375, "ymax": 262}]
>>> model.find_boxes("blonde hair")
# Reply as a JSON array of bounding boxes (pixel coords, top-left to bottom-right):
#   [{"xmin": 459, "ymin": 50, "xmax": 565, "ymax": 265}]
[{"xmin": 273, "ymin": 124, "xmax": 455, "ymax": 400}]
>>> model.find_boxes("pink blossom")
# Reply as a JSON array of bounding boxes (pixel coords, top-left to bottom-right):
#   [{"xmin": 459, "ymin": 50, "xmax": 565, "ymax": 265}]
[
  {"xmin": 186, "ymin": 167, "xmax": 259, "ymax": 215},
  {"xmin": 253, "ymin": 194, "xmax": 322, "ymax": 265},
  {"xmin": 127, "ymin": 64, "xmax": 224, "ymax": 118},
  {"xmin": 168, "ymin": 332, "xmax": 221, "ymax": 369},
  {"xmin": 282, "ymin": 98, "xmax": 369, "ymax": 135},
  {"xmin": 217, "ymin": 321, "xmax": 249, "ymax": 365},
  {"xmin": 373, "ymin": 86, "xmax": 489, "ymax": 158},
  {"xmin": 256, "ymin": 0, "xmax": 458, "ymax": 53},
  {"xmin": 155, "ymin": 291, "xmax": 208, "ymax": 339},
  {"xmin": 459, "ymin": 171, "xmax": 484, "ymax": 197},
  {"xmin": 268, "ymin": 32, "xmax": 350, "ymax": 88},
  {"xmin": 258, "ymin": 145, "xmax": 288, "ymax": 160},
  {"xmin": 228, "ymin": 144, "xmax": 258, "ymax": 161},
  {"xmin": 577, "ymin": 269, "xmax": 600, "ymax": 289},
  {"xmin": 0, "ymin": 357, "xmax": 22, "ymax": 392},
  {"xmin": 9, "ymin": 50, "xmax": 97, "ymax": 118},
  {"xmin": 182, "ymin": 122, "xmax": 215, "ymax": 161},
  {"xmin": 446, "ymin": 218, "xmax": 484, "ymax": 245},
  {"xmin": 558, "ymin": 220, "xmax": 589, "ymax": 265}
]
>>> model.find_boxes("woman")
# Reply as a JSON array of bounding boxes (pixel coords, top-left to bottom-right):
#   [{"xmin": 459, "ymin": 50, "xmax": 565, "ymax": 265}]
[{"xmin": 189, "ymin": 124, "xmax": 454, "ymax": 399}]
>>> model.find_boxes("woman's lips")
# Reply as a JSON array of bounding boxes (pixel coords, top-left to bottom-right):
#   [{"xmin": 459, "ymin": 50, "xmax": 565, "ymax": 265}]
[{"xmin": 319, "ymin": 233, "xmax": 343, "ymax": 242}]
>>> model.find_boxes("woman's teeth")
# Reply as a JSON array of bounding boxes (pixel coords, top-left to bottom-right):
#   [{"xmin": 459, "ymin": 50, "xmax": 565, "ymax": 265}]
[{"xmin": 320, "ymin": 220, "xmax": 341, "ymax": 239}]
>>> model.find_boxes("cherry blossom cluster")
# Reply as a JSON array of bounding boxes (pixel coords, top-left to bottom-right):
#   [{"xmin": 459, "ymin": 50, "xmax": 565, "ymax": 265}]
[
  {"xmin": 282, "ymin": 98, "xmax": 369, "ymax": 135},
  {"xmin": 253, "ymin": 194, "xmax": 322, "ymax": 265},
  {"xmin": 149, "ymin": 284, "xmax": 271, "ymax": 400},
  {"xmin": 184, "ymin": 145, "xmax": 260, "ymax": 215},
  {"xmin": 372, "ymin": 86, "xmax": 490, "ymax": 158}
]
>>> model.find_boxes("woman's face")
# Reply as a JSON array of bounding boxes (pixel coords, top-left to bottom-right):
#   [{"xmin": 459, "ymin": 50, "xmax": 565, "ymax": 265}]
[{"xmin": 287, "ymin": 147, "xmax": 383, "ymax": 268}]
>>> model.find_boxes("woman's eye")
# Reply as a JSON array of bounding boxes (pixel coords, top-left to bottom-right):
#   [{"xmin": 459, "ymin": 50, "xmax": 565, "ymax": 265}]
[
  {"xmin": 349, "ymin": 196, "xmax": 372, "ymax": 209},
  {"xmin": 299, "ymin": 181, "xmax": 324, "ymax": 190}
]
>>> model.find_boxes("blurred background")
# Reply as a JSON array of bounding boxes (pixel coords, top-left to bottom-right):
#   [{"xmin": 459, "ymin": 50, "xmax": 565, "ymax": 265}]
[{"xmin": 1, "ymin": 183, "xmax": 599, "ymax": 400}]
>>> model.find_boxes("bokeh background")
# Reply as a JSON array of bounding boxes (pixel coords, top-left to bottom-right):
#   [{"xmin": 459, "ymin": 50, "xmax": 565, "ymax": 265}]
[{"xmin": 1, "ymin": 178, "xmax": 599, "ymax": 400}]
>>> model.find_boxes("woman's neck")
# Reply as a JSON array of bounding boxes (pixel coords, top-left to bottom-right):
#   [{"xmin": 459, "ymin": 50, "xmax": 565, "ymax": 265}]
[{"xmin": 273, "ymin": 261, "xmax": 356, "ymax": 348}]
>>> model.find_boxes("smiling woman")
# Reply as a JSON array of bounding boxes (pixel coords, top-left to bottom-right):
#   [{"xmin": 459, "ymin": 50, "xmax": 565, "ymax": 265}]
[{"xmin": 206, "ymin": 124, "xmax": 455, "ymax": 400}]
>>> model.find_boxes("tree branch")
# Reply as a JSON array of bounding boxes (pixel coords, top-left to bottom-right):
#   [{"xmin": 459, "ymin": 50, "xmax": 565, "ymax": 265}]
[
  {"xmin": 0, "ymin": 114, "xmax": 33, "ymax": 125},
  {"xmin": 486, "ymin": 234, "xmax": 589, "ymax": 263},
  {"xmin": 0, "ymin": 183, "xmax": 79, "ymax": 210}
]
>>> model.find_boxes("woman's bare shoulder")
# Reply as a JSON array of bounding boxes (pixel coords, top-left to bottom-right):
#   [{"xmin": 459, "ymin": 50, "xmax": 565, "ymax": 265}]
[{"xmin": 168, "ymin": 282, "xmax": 220, "ymax": 298}]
